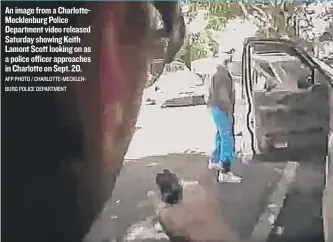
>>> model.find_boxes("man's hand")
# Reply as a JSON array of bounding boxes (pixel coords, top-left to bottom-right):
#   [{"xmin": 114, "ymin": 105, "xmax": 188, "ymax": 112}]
[{"xmin": 148, "ymin": 183, "xmax": 240, "ymax": 242}]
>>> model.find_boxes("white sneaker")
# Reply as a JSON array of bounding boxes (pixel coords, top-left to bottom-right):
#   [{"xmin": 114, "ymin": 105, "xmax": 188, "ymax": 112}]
[{"xmin": 217, "ymin": 171, "xmax": 242, "ymax": 183}]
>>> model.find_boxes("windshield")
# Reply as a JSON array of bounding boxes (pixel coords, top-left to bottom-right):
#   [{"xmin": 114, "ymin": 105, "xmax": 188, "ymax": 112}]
[{"xmin": 251, "ymin": 43, "xmax": 290, "ymax": 54}]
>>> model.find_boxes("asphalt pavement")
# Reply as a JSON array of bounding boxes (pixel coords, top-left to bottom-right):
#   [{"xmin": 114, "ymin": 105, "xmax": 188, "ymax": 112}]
[
  {"xmin": 84, "ymin": 105, "xmax": 326, "ymax": 242},
  {"xmin": 266, "ymin": 157, "xmax": 325, "ymax": 242}
]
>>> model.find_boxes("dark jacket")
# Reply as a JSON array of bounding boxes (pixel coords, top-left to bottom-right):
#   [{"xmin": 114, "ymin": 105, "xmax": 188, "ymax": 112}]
[{"xmin": 206, "ymin": 65, "xmax": 234, "ymax": 113}]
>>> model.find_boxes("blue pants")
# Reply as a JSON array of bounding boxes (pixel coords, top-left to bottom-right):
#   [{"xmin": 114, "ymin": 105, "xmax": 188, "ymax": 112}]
[{"xmin": 210, "ymin": 105, "xmax": 235, "ymax": 168}]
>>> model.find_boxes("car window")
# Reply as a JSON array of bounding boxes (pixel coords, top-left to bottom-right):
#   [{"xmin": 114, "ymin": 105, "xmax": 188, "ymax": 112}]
[
  {"xmin": 251, "ymin": 51, "xmax": 313, "ymax": 91},
  {"xmin": 279, "ymin": 60, "xmax": 313, "ymax": 89},
  {"xmin": 251, "ymin": 43, "xmax": 285, "ymax": 54},
  {"xmin": 258, "ymin": 62, "xmax": 275, "ymax": 77},
  {"xmin": 252, "ymin": 62, "xmax": 278, "ymax": 91}
]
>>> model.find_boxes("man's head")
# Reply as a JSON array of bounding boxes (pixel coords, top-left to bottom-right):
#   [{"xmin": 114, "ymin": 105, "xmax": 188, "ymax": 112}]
[{"xmin": 222, "ymin": 57, "xmax": 232, "ymax": 67}]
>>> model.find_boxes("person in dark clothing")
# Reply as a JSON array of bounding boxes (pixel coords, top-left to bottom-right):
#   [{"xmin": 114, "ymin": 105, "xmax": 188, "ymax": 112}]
[{"xmin": 206, "ymin": 58, "xmax": 242, "ymax": 183}]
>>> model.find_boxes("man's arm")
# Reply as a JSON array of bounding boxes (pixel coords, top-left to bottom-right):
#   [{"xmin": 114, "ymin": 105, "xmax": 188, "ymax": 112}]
[{"xmin": 205, "ymin": 74, "xmax": 215, "ymax": 107}]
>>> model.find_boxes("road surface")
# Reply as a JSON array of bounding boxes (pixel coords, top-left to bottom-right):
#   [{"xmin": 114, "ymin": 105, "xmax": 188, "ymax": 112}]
[{"xmin": 85, "ymin": 105, "xmax": 326, "ymax": 242}]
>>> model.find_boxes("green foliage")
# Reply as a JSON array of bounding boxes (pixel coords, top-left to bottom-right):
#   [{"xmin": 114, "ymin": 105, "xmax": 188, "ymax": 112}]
[
  {"xmin": 184, "ymin": 1, "xmax": 236, "ymax": 61},
  {"xmin": 205, "ymin": 4, "xmax": 235, "ymax": 31},
  {"xmin": 186, "ymin": 2, "xmax": 235, "ymax": 31},
  {"xmin": 190, "ymin": 33, "xmax": 214, "ymax": 61}
]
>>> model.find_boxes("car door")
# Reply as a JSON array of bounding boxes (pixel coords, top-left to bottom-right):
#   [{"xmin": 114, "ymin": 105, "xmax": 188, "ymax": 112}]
[
  {"xmin": 324, "ymin": 95, "xmax": 333, "ymax": 242},
  {"xmin": 242, "ymin": 38, "xmax": 330, "ymax": 158}
]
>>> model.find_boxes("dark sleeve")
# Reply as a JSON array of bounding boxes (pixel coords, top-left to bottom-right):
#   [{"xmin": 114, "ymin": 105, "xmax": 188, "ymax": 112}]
[
  {"xmin": 206, "ymin": 73, "xmax": 216, "ymax": 105},
  {"xmin": 228, "ymin": 72, "xmax": 235, "ymax": 105}
]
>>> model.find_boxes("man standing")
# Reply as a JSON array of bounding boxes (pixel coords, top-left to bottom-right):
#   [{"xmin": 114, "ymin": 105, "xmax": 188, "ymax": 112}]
[{"xmin": 206, "ymin": 58, "xmax": 242, "ymax": 183}]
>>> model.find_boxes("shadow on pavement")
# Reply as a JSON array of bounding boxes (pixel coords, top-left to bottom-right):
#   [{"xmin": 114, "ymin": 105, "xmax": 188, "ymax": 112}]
[{"xmin": 266, "ymin": 152, "xmax": 326, "ymax": 242}]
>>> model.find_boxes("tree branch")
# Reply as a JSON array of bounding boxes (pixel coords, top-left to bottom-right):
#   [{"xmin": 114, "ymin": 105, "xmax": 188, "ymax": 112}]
[
  {"xmin": 251, "ymin": 4, "xmax": 269, "ymax": 22},
  {"xmin": 238, "ymin": 2, "xmax": 251, "ymax": 20}
]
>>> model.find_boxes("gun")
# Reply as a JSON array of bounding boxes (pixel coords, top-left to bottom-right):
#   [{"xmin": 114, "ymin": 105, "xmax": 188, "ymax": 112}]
[{"xmin": 155, "ymin": 169, "xmax": 183, "ymax": 205}]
